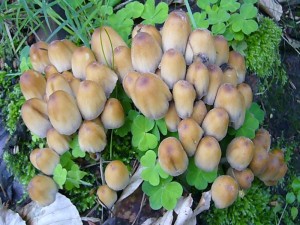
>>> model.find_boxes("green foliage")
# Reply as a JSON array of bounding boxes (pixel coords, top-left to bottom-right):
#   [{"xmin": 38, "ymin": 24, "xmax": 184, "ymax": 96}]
[
  {"xmin": 186, "ymin": 158, "xmax": 217, "ymax": 190},
  {"xmin": 204, "ymin": 181, "xmax": 273, "ymax": 225},
  {"xmin": 142, "ymin": 177, "xmax": 183, "ymax": 210},
  {"xmin": 141, "ymin": 0, "xmax": 169, "ymax": 25},
  {"xmin": 245, "ymin": 16, "xmax": 287, "ymax": 87},
  {"xmin": 69, "ymin": 135, "xmax": 86, "ymax": 158}
]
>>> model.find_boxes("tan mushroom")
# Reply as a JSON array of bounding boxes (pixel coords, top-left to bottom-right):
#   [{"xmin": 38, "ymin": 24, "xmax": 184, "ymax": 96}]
[
  {"xmin": 104, "ymin": 160, "xmax": 130, "ymax": 191},
  {"xmin": 101, "ymin": 98, "xmax": 125, "ymax": 129},
  {"xmin": 214, "ymin": 35, "xmax": 229, "ymax": 66},
  {"xmin": 228, "ymin": 51, "xmax": 246, "ymax": 84},
  {"xmin": 97, "ymin": 185, "xmax": 117, "ymax": 209},
  {"xmin": 20, "ymin": 70, "xmax": 46, "ymax": 100},
  {"xmin": 30, "ymin": 41, "xmax": 51, "ymax": 73}
]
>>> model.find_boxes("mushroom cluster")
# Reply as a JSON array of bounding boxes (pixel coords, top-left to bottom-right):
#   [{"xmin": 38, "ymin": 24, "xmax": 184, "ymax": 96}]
[{"xmin": 21, "ymin": 9, "xmax": 287, "ymax": 209}]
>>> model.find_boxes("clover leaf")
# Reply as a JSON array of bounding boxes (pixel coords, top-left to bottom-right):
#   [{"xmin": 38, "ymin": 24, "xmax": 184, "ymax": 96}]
[
  {"xmin": 65, "ymin": 164, "xmax": 90, "ymax": 190},
  {"xmin": 141, "ymin": 150, "xmax": 169, "ymax": 186},
  {"xmin": 235, "ymin": 111, "xmax": 259, "ymax": 138},
  {"xmin": 70, "ymin": 135, "xmax": 86, "ymax": 158},
  {"xmin": 186, "ymin": 158, "xmax": 218, "ymax": 190},
  {"xmin": 152, "ymin": 118, "xmax": 168, "ymax": 141},
  {"xmin": 193, "ymin": 12, "xmax": 209, "ymax": 29},
  {"xmin": 249, "ymin": 102, "xmax": 265, "ymax": 124},
  {"xmin": 197, "ymin": 0, "xmax": 218, "ymax": 10},
  {"xmin": 53, "ymin": 164, "xmax": 67, "ymax": 189},
  {"xmin": 220, "ymin": 0, "xmax": 240, "ymax": 13},
  {"xmin": 142, "ymin": 177, "xmax": 183, "ymax": 210},
  {"xmin": 240, "ymin": 3, "xmax": 258, "ymax": 19},
  {"xmin": 124, "ymin": 2, "xmax": 144, "ymax": 19},
  {"xmin": 141, "ymin": 0, "xmax": 168, "ymax": 25}
]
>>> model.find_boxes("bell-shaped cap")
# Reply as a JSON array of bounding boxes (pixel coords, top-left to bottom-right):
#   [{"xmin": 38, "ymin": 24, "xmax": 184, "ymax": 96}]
[
  {"xmin": 30, "ymin": 41, "xmax": 51, "ymax": 73},
  {"xmin": 20, "ymin": 70, "xmax": 46, "ymax": 100}
]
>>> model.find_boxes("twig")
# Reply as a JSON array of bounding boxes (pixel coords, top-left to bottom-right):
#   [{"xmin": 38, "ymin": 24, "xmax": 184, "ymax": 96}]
[
  {"xmin": 277, "ymin": 203, "xmax": 288, "ymax": 225},
  {"xmin": 85, "ymin": 202, "xmax": 100, "ymax": 217},
  {"xmin": 99, "ymin": 156, "xmax": 105, "ymax": 185},
  {"xmin": 282, "ymin": 35, "xmax": 300, "ymax": 55},
  {"xmin": 114, "ymin": 0, "xmax": 135, "ymax": 11},
  {"xmin": 131, "ymin": 193, "xmax": 146, "ymax": 225},
  {"xmin": 0, "ymin": 183, "xmax": 7, "ymax": 198}
]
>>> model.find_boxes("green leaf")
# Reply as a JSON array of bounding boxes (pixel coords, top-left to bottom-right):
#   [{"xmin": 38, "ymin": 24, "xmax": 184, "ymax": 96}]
[
  {"xmin": 141, "ymin": 150, "xmax": 156, "ymax": 167},
  {"xmin": 233, "ymin": 32, "xmax": 244, "ymax": 41},
  {"xmin": 249, "ymin": 103, "xmax": 265, "ymax": 124},
  {"xmin": 60, "ymin": 152, "xmax": 75, "ymax": 170},
  {"xmin": 240, "ymin": 3, "xmax": 258, "ymax": 19},
  {"xmin": 138, "ymin": 133, "xmax": 158, "ymax": 151},
  {"xmin": 68, "ymin": 0, "xmax": 84, "ymax": 9},
  {"xmin": 99, "ymin": 5, "xmax": 113, "ymax": 16},
  {"xmin": 70, "ymin": 135, "xmax": 86, "ymax": 158},
  {"xmin": 231, "ymin": 40, "xmax": 247, "ymax": 56},
  {"xmin": 115, "ymin": 117, "xmax": 132, "ymax": 137},
  {"xmin": 141, "ymin": 0, "xmax": 168, "ymax": 25},
  {"xmin": 223, "ymin": 28, "xmax": 235, "ymax": 41},
  {"xmin": 235, "ymin": 111, "xmax": 259, "ymax": 138},
  {"xmin": 186, "ymin": 158, "xmax": 217, "ymax": 190},
  {"xmin": 232, "ymin": 19, "xmax": 243, "ymax": 32},
  {"xmin": 125, "ymin": 2, "xmax": 144, "ymax": 19},
  {"xmin": 291, "ymin": 207, "xmax": 298, "ymax": 220},
  {"xmin": 65, "ymin": 164, "xmax": 88, "ymax": 190},
  {"xmin": 242, "ymin": 19, "xmax": 258, "ymax": 35},
  {"xmin": 107, "ymin": 13, "xmax": 134, "ymax": 42},
  {"xmin": 292, "ymin": 178, "xmax": 300, "ymax": 192},
  {"xmin": 193, "ymin": 12, "xmax": 209, "ymax": 29},
  {"xmin": 244, "ymin": 0, "xmax": 258, "ymax": 3},
  {"xmin": 19, "ymin": 46, "xmax": 32, "ymax": 72},
  {"xmin": 132, "ymin": 115, "xmax": 155, "ymax": 135},
  {"xmin": 197, "ymin": 0, "xmax": 218, "ymax": 10},
  {"xmin": 155, "ymin": 119, "xmax": 168, "ymax": 135},
  {"xmin": 212, "ymin": 22, "xmax": 226, "ymax": 34},
  {"xmin": 53, "ymin": 164, "xmax": 67, "ymax": 189},
  {"xmin": 297, "ymin": 191, "xmax": 300, "ymax": 203},
  {"xmin": 286, "ymin": 192, "xmax": 296, "ymax": 204},
  {"xmin": 220, "ymin": 0, "xmax": 240, "ymax": 12}
]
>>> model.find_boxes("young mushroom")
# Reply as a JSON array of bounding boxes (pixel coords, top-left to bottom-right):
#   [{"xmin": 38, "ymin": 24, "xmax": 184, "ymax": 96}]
[
  {"xmin": 249, "ymin": 145, "xmax": 269, "ymax": 176},
  {"xmin": 227, "ymin": 167, "xmax": 254, "ymax": 190},
  {"xmin": 191, "ymin": 100, "xmax": 207, "ymax": 125},
  {"xmin": 132, "ymin": 24, "xmax": 162, "ymax": 47},
  {"xmin": 104, "ymin": 160, "xmax": 130, "ymax": 191},
  {"xmin": 113, "ymin": 46, "xmax": 134, "ymax": 81},
  {"xmin": 237, "ymin": 83, "xmax": 253, "ymax": 109},
  {"xmin": 45, "ymin": 73, "xmax": 74, "ymax": 99},
  {"xmin": 203, "ymin": 64, "xmax": 223, "ymax": 105},
  {"xmin": 30, "ymin": 41, "xmax": 51, "ymax": 73},
  {"xmin": 20, "ymin": 70, "xmax": 46, "ymax": 100},
  {"xmin": 221, "ymin": 66, "xmax": 238, "ymax": 86},
  {"xmin": 97, "ymin": 185, "xmax": 118, "ymax": 209},
  {"xmin": 158, "ymin": 137, "xmax": 189, "ymax": 176},
  {"xmin": 214, "ymin": 35, "xmax": 229, "ymax": 66},
  {"xmin": 228, "ymin": 51, "xmax": 246, "ymax": 84},
  {"xmin": 46, "ymin": 128, "xmax": 70, "ymax": 155},
  {"xmin": 100, "ymin": 98, "xmax": 125, "ymax": 129},
  {"xmin": 34, "ymin": 148, "xmax": 60, "ymax": 175},
  {"xmin": 164, "ymin": 101, "xmax": 181, "ymax": 132}
]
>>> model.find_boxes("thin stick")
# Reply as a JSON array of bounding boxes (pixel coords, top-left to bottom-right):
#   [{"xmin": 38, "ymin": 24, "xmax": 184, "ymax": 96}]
[
  {"xmin": 131, "ymin": 193, "xmax": 146, "ymax": 225},
  {"xmin": 114, "ymin": 0, "xmax": 135, "ymax": 11},
  {"xmin": 184, "ymin": 0, "xmax": 197, "ymax": 29},
  {"xmin": 99, "ymin": 156, "xmax": 105, "ymax": 185}
]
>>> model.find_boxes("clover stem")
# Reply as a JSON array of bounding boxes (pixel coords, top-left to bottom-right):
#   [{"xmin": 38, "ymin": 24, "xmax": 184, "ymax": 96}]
[{"xmin": 184, "ymin": 0, "xmax": 197, "ymax": 30}]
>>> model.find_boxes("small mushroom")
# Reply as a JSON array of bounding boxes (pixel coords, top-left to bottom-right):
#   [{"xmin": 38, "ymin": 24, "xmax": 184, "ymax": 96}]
[
  {"xmin": 194, "ymin": 136, "xmax": 221, "ymax": 172},
  {"xmin": 258, "ymin": 152, "xmax": 281, "ymax": 182},
  {"xmin": 252, "ymin": 128, "xmax": 271, "ymax": 151},
  {"xmin": 226, "ymin": 137, "xmax": 254, "ymax": 171},
  {"xmin": 178, "ymin": 118, "xmax": 204, "ymax": 156},
  {"xmin": 78, "ymin": 120, "xmax": 107, "ymax": 153},
  {"xmin": 191, "ymin": 100, "xmax": 207, "ymax": 125},
  {"xmin": 228, "ymin": 51, "xmax": 246, "ymax": 84},
  {"xmin": 34, "ymin": 148, "xmax": 60, "ymax": 175},
  {"xmin": 97, "ymin": 185, "xmax": 117, "ymax": 209},
  {"xmin": 45, "ymin": 73, "xmax": 74, "ymax": 99},
  {"xmin": 158, "ymin": 137, "xmax": 188, "ymax": 176},
  {"xmin": 159, "ymin": 48, "xmax": 186, "ymax": 89},
  {"xmin": 30, "ymin": 41, "xmax": 51, "ymax": 73},
  {"xmin": 186, "ymin": 61, "xmax": 210, "ymax": 99},
  {"xmin": 164, "ymin": 101, "xmax": 181, "ymax": 132},
  {"xmin": 48, "ymin": 90, "xmax": 82, "ymax": 135},
  {"xmin": 101, "ymin": 98, "xmax": 125, "ymax": 129},
  {"xmin": 76, "ymin": 80, "xmax": 107, "ymax": 120},
  {"xmin": 21, "ymin": 98, "xmax": 52, "ymax": 138},
  {"xmin": 44, "ymin": 65, "xmax": 59, "ymax": 79},
  {"xmin": 131, "ymin": 32, "xmax": 162, "ymax": 73},
  {"xmin": 71, "ymin": 46, "xmax": 96, "ymax": 80},
  {"xmin": 249, "ymin": 145, "xmax": 269, "ymax": 176},
  {"xmin": 113, "ymin": 46, "xmax": 133, "ymax": 81},
  {"xmin": 104, "ymin": 160, "xmax": 130, "ymax": 191},
  {"xmin": 202, "ymin": 107, "xmax": 229, "ymax": 141},
  {"xmin": 46, "ymin": 128, "xmax": 70, "ymax": 155},
  {"xmin": 162, "ymin": 10, "xmax": 191, "ymax": 54},
  {"xmin": 227, "ymin": 167, "xmax": 254, "ymax": 190},
  {"xmin": 28, "ymin": 174, "xmax": 58, "ymax": 207},
  {"xmin": 237, "ymin": 83, "xmax": 253, "ymax": 109},
  {"xmin": 222, "ymin": 66, "xmax": 238, "ymax": 86},
  {"xmin": 30, "ymin": 149, "xmax": 40, "ymax": 170},
  {"xmin": 20, "ymin": 70, "xmax": 46, "ymax": 100},
  {"xmin": 173, "ymin": 80, "xmax": 196, "ymax": 119},
  {"xmin": 122, "ymin": 71, "xmax": 140, "ymax": 100},
  {"xmin": 132, "ymin": 24, "xmax": 162, "ymax": 46},
  {"xmin": 214, "ymin": 35, "xmax": 229, "ymax": 66},
  {"xmin": 211, "ymin": 175, "xmax": 239, "ymax": 209}
]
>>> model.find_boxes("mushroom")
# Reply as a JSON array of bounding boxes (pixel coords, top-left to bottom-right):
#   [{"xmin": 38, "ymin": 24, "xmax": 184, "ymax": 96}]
[
  {"xmin": 228, "ymin": 51, "xmax": 246, "ymax": 84},
  {"xmin": 258, "ymin": 152, "xmax": 281, "ymax": 182},
  {"xmin": 132, "ymin": 24, "xmax": 162, "ymax": 47},
  {"xmin": 211, "ymin": 175, "xmax": 239, "ymax": 209},
  {"xmin": 222, "ymin": 66, "xmax": 238, "ymax": 86},
  {"xmin": 48, "ymin": 39, "xmax": 77, "ymax": 72},
  {"xmin": 194, "ymin": 136, "xmax": 221, "ymax": 172},
  {"xmin": 164, "ymin": 101, "xmax": 181, "ymax": 132},
  {"xmin": 45, "ymin": 73, "xmax": 74, "ymax": 99},
  {"xmin": 21, "ymin": 98, "xmax": 52, "ymax": 138},
  {"xmin": 20, "ymin": 70, "xmax": 46, "ymax": 100},
  {"xmin": 249, "ymin": 145, "xmax": 269, "ymax": 176},
  {"xmin": 214, "ymin": 35, "xmax": 229, "ymax": 66},
  {"xmin": 133, "ymin": 73, "xmax": 172, "ymax": 120},
  {"xmin": 34, "ymin": 148, "xmax": 60, "ymax": 175},
  {"xmin": 48, "ymin": 90, "xmax": 82, "ymax": 135},
  {"xmin": 101, "ymin": 98, "xmax": 125, "ymax": 129},
  {"xmin": 178, "ymin": 118, "xmax": 204, "ymax": 156},
  {"xmin": 46, "ymin": 128, "xmax": 70, "ymax": 155},
  {"xmin": 71, "ymin": 46, "xmax": 96, "ymax": 80},
  {"xmin": 97, "ymin": 185, "xmax": 117, "ymax": 209},
  {"xmin": 186, "ymin": 61, "xmax": 210, "ymax": 99},
  {"xmin": 191, "ymin": 100, "xmax": 207, "ymax": 125},
  {"xmin": 30, "ymin": 148, "xmax": 40, "ymax": 170},
  {"xmin": 159, "ymin": 48, "xmax": 186, "ymax": 89},
  {"xmin": 113, "ymin": 46, "xmax": 133, "ymax": 81},
  {"xmin": 28, "ymin": 174, "xmax": 58, "ymax": 207},
  {"xmin": 131, "ymin": 32, "xmax": 162, "ymax": 73},
  {"xmin": 44, "ymin": 65, "xmax": 59, "ymax": 79},
  {"xmin": 173, "ymin": 80, "xmax": 196, "ymax": 119},
  {"xmin": 202, "ymin": 107, "xmax": 229, "ymax": 141},
  {"xmin": 202, "ymin": 64, "xmax": 223, "ymax": 105},
  {"xmin": 185, "ymin": 29, "xmax": 216, "ymax": 65},
  {"xmin": 104, "ymin": 160, "xmax": 130, "ymax": 191},
  {"xmin": 85, "ymin": 61, "xmax": 118, "ymax": 98},
  {"xmin": 226, "ymin": 137, "xmax": 254, "ymax": 171},
  {"xmin": 122, "ymin": 71, "xmax": 140, "ymax": 100},
  {"xmin": 78, "ymin": 120, "xmax": 107, "ymax": 153},
  {"xmin": 252, "ymin": 128, "xmax": 271, "ymax": 151},
  {"xmin": 76, "ymin": 80, "xmax": 107, "ymax": 120},
  {"xmin": 30, "ymin": 41, "xmax": 51, "ymax": 73},
  {"xmin": 158, "ymin": 137, "xmax": 188, "ymax": 176},
  {"xmin": 237, "ymin": 83, "xmax": 253, "ymax": 109},
  {"xmin": 227, "ymin": 167, "xmax": 254, "ymax": 190},
  {"xmin": 161, "ymin": 10, "xmax": 191, "ymax": 54},
  {"xmin": 91, "ymin": 26, "xmax": 127, "ymax": 66}
]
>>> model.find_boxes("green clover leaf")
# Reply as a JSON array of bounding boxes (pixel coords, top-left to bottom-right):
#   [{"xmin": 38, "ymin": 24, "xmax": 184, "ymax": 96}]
[
  {"xmin": 141, "ymin": 0, "xmax": 168, "ymax": 25},
  {"xmin": 186, "ymin": 158, "xmax": 218, "ymax": 190},
  {"xmin": 249, "ymin": 102, "xmax": 265, "ymax": 124},
  {"xmin": 65, "ymin": 164, "xmax": 89, "ymax": 190},
  {"xmin": 242, "ymin": 19, "xmax": 258, "ymax": 35},
  {"xmin": 235, "ymin": 111, "xmax": 259, "ymax": 138},
  {"xmin": 292, "ymin": 178, "xmax": 300, "ymax": 192},
  {"xmin": 70, "ymin": 135, "xmax": 85, "ymax": 158},
  {"xmin": 197, "ymin": 0, "xmax": 218, "ymax": 10},
  {"xmin": 212, "ymin": 22, "xmax": 226, "ymax": 34},
  {"xmin": 193, "ymin": 12, "xmax": 209, "ymax": 29},
  {"xmin": 220, "ymin": 0, "xmax": 240, "ymax": 12},
  {"xmin": 291, "ymin": 207, "xmax": 298, "ymax": 220},
  {"xmin": 286, "ymin": 192, "xmax": 296, "ymax": 204},
  {"xmin": 53, "ymin": 164, "xmax": 67, "ymax": 189},
  {"xmin": 240, "ymin": 3, "xmax": 258, "ymax": 19},
  {"xmin": 124, "ymin": 2, "xmax": 144, "ymax": 19}
]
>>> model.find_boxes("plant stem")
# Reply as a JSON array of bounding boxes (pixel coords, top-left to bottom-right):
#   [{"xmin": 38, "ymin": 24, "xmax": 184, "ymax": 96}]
[
  {"xmin": 277, "ymin": 203, "xmax": 288, "ymax": 225},
  {"xmin": 184, "ymin": 0, "xmax": 197, "ymax": 30}
]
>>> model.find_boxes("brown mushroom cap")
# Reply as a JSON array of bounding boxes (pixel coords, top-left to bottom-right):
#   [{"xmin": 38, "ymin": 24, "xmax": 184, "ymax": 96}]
[
  {"xmin": 214, "ymin": 35, "xmax": 229, "ymax": 66},
  {"xmin": 76, "ymin": 80, "xmax": 107, "ymax": 120},
  {"xmin": 132, "ymin": 24, "xmax": 162, "ymax": 47},
  {"xmin": 202, "ymin": 107, "xmax": 229, "ymax": 141},
  {"xmin": 237, "ymin": 83, "xmax": 253, "ymax": 109},
  {"xmin": 122, "ymin": 71, "xmax": 141, "ymax": 100},
  {"xmin": 227, "ymin": 167, "xmax": 254, "ymax": 190},
  {"xmin": 186, "ymin": 61, "xmax": 210, "ymax": 99},
  {"xmin": 100, "ymin": 98, "xmax": 125, "ymax": 129},
  {"xmin": 113, "ymin": 46, "xmax": 133, "ymax": 81},
  {"xmin": 20, "ymin": 70, "xmax": 46, "ymax": 100},
  {"xmin": 21, "ymin": 98, "xmax": 52, "ymax": 138},
  {"xmin": 30, "ymin": 41, "xmax": 51, "ymax": 73},
  {"xmin": 46, "ymin": 73, "xmax": 74, "ymax": 99},
  {"xmin": 46, "ymin": 128, "xmax": 70, "ymax": 155},
  {"xmin": 226, "ymin": 137, "xmax": 254, "ymax": 171},
  {"xmin": 48, "ymin": 90, "xmax": 82, "ymax": 135},
  {"xmin": 158, "ymin": 137, "xmax": 188, "ymax": 176},
  {"xmin": 258, "ymin": 152, "xmax": 281, "ymax": 182},
  {"xmin": 191, "ymin": 100, "xmax": 207, "ymax": 125},
  {"xmin": 164, "ymin": 101, "xmax": 181, "ymax": 132},
  {"xmin": 44, "ymin": 65, "xmax": 59, "ymax": 79},
  {"xmin": 173, "ymin": 80, "xmax": 196, "ymax": 119},
  {"xmin": 131, "ymin": 32, "xmax": 162, "ymax": 73},
  {"xmin": 228, "ymin": 51, "xmax": 246, "ymax": 84},
  {"xmin": 178, "ymin": 118, "xmax": 204, "ymax": 156},
  {"xmin": 160, "ymin": 48, "xmax": 186, "ymax": 89},
  {"xmin": 28, "ymin": 174, "xmax": 58, "ymax": 207},
  {"xmin": 203, "ymin": 64, "xmax": 223, "ymax": 105},
  {"xmin": 162, "ymin": 10, "xmax": 191, "ymax": 55},
  {"xmin": 71, "ymin": 46, "xmax": 96, "ymax": 80},
  {"xmin": 34, "ymin": 148, "xmax": 60, "ymax": 175},
  {"xmin": 194, "ymin": 136, "xmax": 221, "ymax": 172},
  {"xmin": 252, "ymin": 128, "xmax": 271, "ymax": 151},
  {"xmin": 30, "ymin": 148, "xmax": 41, "ymax": 170},
  {"xmin": 104, "ymin": 160, "xmax": 130, "ymax": 191},
  {"xmin": 249, "ymin": 145, "xmax": 269, "ymax": 176},
  {"xmin": 211, "ymin": 175, "xmax": 239, "ymax": 209},
  {"xmin": 97, "ymin": 185, "xmax": 118, "ymax": 209},
  {"xmin": 222, "ymin": 66, "xmax": 238, "ymax": 86}
]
